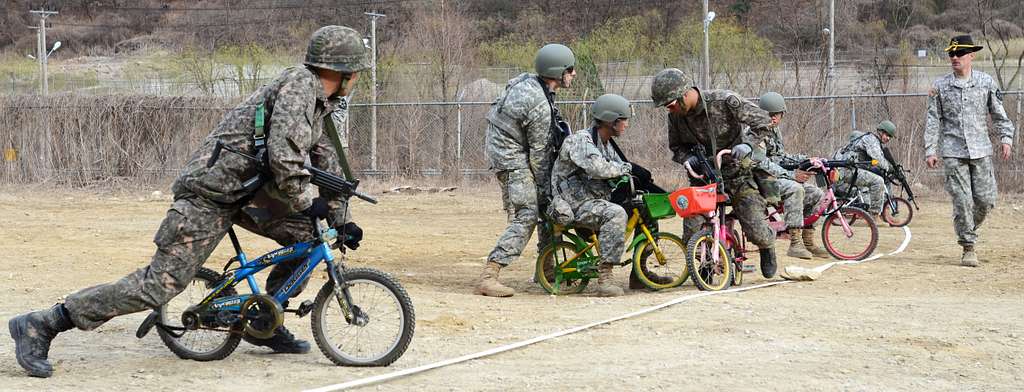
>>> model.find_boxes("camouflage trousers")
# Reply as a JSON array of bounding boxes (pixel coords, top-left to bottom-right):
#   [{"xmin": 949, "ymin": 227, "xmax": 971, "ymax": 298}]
[
  {"xmin": 64, "ymin": 196, "xmax": 319, "ymax": 330},
  {"xmin": 778, "ymin": 178, "xmax": 823, "ymax": 229},
  {"xmin": 568, "ymin": 199, "xmax": 628, "ymax": 265},
  {"xmin": 488, "ymin": 168, "xmax": 553, "ymax": 266},
  {"xmin": 942, "ymin": 156, "xmax": 997, "ymax": 246},
  {"xmin": 684, "ymin": 183, "xmax": 775, "ymax": 250},
  {"xmin": 839, "ymin": 168, "xmax": 885, "ymax": 214}
]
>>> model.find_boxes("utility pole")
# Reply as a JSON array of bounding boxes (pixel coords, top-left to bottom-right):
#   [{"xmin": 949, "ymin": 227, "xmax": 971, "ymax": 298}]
[
  {"xmin": 30, "ymin": 10, "xmax": 58, "ymax": 95},
  {"xmin": 827, "ymin": 0, "xmax": 836, "ymax": 132},
  {"xmin": 702, "ymin": 0, "xmax": 710, "ymax": 88},
  {"xmin": 365, "ymin": 12, "xmax": 385, "ymax": 172}
]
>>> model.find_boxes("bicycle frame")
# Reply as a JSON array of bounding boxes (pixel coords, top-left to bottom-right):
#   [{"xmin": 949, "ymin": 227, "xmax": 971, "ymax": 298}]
[
  {"xmin": 196, "ymin": 219, "xmax": 345, "ymax": 316},
  {"xmin": 551, "ymin": 205, "xmax": 664, "ymax": 272}
]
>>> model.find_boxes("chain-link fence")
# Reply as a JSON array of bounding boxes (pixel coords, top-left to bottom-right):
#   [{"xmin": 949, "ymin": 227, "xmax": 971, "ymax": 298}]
[{"xmin": 2, "ymin": 92, "xmax": 1022, "ymax": 192}]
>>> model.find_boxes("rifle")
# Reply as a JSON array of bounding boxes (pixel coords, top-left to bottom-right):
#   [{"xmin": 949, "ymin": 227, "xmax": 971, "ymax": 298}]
[{"xmin": 880, "ymin": 146, "xmax": 919, "ymax": 210}]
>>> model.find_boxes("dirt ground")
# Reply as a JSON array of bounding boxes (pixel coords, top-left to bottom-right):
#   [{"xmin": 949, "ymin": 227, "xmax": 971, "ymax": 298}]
[{"xmin": 1, "ymin": 186, "xmax": 1023, "ymax": 391}]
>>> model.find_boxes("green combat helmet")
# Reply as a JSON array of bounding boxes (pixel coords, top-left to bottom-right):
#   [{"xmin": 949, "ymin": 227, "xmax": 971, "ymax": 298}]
[
  {"xmin": 876, "ymin": 120, "xmax": 896, "ymax": 138},
  {"xmin": 591, "ymin": 94, "xmax": 631, "ymax": 122},
  {"xmin": 651, "ymin": 68, "xmax": 692, "ymax": 107},
  {"xmin": 304, "ymin": 25, "xmax": 372, "ymax": 74},
  {"xmin": 758, "ymin": 92, "xmax": 786, "ymax": 113},
  {"xmin": 535, "ymin": 44, "xmax": 575, "ymax": 79}
]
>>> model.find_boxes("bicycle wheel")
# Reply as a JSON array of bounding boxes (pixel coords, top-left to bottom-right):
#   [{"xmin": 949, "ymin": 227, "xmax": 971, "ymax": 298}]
[
  {"xmin": 686, "ymin": 229, "xmax": 734, "ymax": 291},
  {"xmin": 156, "ymin": 267, "xmax": 241, "ymax": 361},
  {"xmin": 535, "ymin": 241, "xmax": 591, "ymax": 295},
  {"xmin": 881, "ymin": 197, "xmax": 913, "ymax": 227},
  {"xmin": 821, "ymin": 206, "xmax": 878, "ymax": 260},
  {"xmin": 632, "ymin": 232, "xmax": 689, "ymax": 290},
  {"xmin": 312, "ymin": 268, "xmax": 415, "ymax": 367}
]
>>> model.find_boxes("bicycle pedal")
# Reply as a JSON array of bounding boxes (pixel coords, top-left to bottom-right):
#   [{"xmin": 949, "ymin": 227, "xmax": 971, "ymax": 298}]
[{"xmin": 286, "ymin": 300, "xmax": 315, "ymax": 318}]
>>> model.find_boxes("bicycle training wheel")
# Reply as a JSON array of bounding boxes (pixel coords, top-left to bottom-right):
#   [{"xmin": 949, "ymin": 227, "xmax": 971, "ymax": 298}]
[
  {"xmin": 312, "ymin": 267, "xmax": 415, "ymax": 367},
  {"xmin": 535, "ymin": 241, "xmax": 590, "ymax": 295},
  {"xmin": 632, "ymin": 232, "xmax": 689, "ymax": 290},
  {"xmin": 881, "ymin": 197, "xmax": 913, "ymax": 227},
  {"xmin": 686, "ymin": 229, "xmax": 735, "ymax": 291},
  {"xmin": 821, "ymin": 206, "xmax": 878, "ymax": 260},
  {"xmin": 156, "ymin": 267, "xmax": 241, "ymax": 361}
]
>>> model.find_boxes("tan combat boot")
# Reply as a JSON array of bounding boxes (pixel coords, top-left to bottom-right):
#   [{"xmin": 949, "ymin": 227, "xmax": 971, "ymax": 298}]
[
  {"xmin": 786, "ymin": 228, "xmax": 813, "ymax": 260},
  {"xmin": 595, "ymin": 264, "xmax": 624, "ymax": 297},
  {"xmin": 802, "ymin": 228, "xmax": 831, "ymax": 258},
  {"xmin": 961, "ymin": 245, "xmax": 979, "ymax": 267},
  {"xmin": 475, "ymin": 261, "xmax": 515, "ymax": 297}
]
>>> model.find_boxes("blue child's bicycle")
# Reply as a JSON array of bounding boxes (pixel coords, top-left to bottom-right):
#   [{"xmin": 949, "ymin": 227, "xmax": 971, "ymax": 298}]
[{"xmin": 136, "ymin": 142, "xmax": 414, "ymax": 367}]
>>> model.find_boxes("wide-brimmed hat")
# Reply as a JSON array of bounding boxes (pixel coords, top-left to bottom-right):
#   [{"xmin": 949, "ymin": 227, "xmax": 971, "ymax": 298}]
[{"xmin": 943, "ymin": 34, "xmax": 983, "ymax": 53}]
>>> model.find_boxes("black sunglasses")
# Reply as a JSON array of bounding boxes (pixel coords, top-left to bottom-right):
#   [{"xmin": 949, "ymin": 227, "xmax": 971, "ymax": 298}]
[
  {"xmin": 565, "ymin": 66, "xmax": 574, "ymax": 73},
  {"xmin": 948, "ymin": 49, "xmax": 971, "ymax": 58}
]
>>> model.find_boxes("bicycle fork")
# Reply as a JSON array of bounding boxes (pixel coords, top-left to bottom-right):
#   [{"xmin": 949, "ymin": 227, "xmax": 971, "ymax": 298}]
[{"xmin": 326, "ymin": 261, "xmax": 368, "ymax": 327}]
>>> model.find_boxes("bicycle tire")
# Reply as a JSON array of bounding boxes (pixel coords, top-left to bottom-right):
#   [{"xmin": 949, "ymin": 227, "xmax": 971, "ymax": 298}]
[
  {"xmin": 535, "ymin": 241, "xmax": 591, "ymax": 295},
  {"xmin": 686, "ymin": 229, "xmax": 734, "ymax": 291},
  {"xmin": 821, "ymin": 206, "xmax": 878, "ymax": 260},
  {"xmin": 882, "ymin": 197, "xmax": 913, "ymax": 227},
  {"xmin": 156, "ymin": 267, "xmax": 241, "ymax": 361},
  {"xmin": 632, "ymin": 232, "xmax": 689, "ymax": 290},
  {"xmin": 312, "ymin": 268, "xmax": 415, "ymax": 367}
]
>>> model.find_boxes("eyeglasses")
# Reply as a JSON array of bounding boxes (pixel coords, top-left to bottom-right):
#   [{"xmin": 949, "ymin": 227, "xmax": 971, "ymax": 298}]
[{"xmin": 948, "ymin": 49, "xmax": 971, "ymax": 58}]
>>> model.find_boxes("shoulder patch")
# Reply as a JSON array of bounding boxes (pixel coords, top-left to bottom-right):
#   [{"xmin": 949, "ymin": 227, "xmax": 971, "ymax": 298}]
[{"xmin": 726, "ymin": 95, "xmax": 741, "ymax": 109}]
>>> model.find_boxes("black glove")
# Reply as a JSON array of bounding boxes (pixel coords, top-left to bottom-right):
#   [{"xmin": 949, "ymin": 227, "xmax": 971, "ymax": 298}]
[
  {"xmin": 685, "ymin": 156, "xmax": 705, "ymax": 176},
  {"xmin": 630, "ymin": 163, "xmax": 652, "ymax": 184},
  {"xmin": 301, "ymin": 197, "xmax": 331, "ymax": 219},
  {"xmin": 338, "ymin": 222, "xmax": 363, "ymax": 250}
]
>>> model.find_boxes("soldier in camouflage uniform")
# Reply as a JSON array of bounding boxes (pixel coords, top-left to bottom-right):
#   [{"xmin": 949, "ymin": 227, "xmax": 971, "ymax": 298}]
[
  {"xmin": 478, "ymin": 44, "xmax": 576, "ymax": 297},
  {"xmin": 651, "ymin": 68, "xmax": 782, "ymax": 279},
  {"xmin": 751, "ymin": 92, "xmax": 828, "ymax": 259},
  {"xmin": 548, "ymin": 94, "xmax": 633, "ymax": 296},
  {"xmin": 924, "ymin": 35, "xmax": 1016, "ymax": 267},
  {"xmin": 833, "ymin": 121, "xmax": 896, "ymax": 216},
  {"xmin": 8, "ymin": 25, "xmax": 370, "ymax": 378}
]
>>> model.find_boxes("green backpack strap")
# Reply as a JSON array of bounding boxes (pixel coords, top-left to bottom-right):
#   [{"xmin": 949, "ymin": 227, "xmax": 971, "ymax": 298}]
[
  {"xmin": 322, "ymin": 115, "xmax": 354, "ymax": 181},
  {"xmin": 253, "ymin": 103, "xmax": 267, "ymax": 147}
]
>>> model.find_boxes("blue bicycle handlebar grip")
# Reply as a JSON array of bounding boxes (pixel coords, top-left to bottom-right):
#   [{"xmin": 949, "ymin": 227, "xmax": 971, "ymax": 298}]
[{"xmin": 207, "ymin": 141, "xmax": 224, "ymax": 168}]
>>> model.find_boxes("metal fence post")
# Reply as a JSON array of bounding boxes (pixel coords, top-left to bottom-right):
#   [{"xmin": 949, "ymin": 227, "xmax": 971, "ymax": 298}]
[
  {"xmin": 456, "ymin": 103, "xmax": 463, "ymax": 167},
  {"xmin": 850, "ymin": 96, "xmax": 857, "ymax": 131}
]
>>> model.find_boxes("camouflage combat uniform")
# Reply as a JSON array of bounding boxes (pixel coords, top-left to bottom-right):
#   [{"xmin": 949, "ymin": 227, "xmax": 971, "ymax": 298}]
[
  {"xmin": 925, "ymin": 70, "xmax": 1015, "ymax": 246},
  {"xmin": 63, "ymin": 65, "xmax": 349, "ymax": 330},
  {"xmin": 484, "ymin": 73, "xmax": 558, "ymax": 266},
  {"xmin": 756, "ymin": 126, "xmax": 824, "ymax": 229},
  {"xmin": 834, "ymin": 131, "xmax": 890, "ymax": 215},
  {"xmin": 549, "ymin": 127, "xmax": 632, "ymax": 265},
  {"xmin": 669, "ymin": 89, "xmax": 778, "ymax": 250}
]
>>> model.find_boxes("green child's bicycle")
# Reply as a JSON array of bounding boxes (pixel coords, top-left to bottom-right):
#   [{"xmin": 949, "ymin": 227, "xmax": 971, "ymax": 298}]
[{"xmin": 535, "ymin": 177, "xmax": 689, "ymax": 295}]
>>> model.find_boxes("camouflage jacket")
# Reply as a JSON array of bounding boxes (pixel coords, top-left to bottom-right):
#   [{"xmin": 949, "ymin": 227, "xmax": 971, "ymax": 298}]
[
  {"xmin": 745, "ymin": 125, "xmax": 807, "ymax": 180},
  {"xmin": 835, "ymin": 131, "xmax": 891, "ymax": 172},
  {"xmin": 668, "ymin": 89, "xmax": 775, "ymax": 192},
  {"xmin": 925, "ymin": 70, "xmax": 1015, "ymax": 159},
  {"xmin": 551, "ymin": 127, "xmax": 631, "ymax": 209},
  {"xmin": 485, "ymin": 73, "xmax": 557, "ymax": 200},
  {"xmin": 173, "ymin": 65, "xmax": 350, "ymax": 222}
]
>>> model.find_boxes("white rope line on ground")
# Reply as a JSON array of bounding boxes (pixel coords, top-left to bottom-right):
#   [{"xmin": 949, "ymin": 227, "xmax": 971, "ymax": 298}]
[{"xmin": 304, "ymin": 226, "xmax": 912, "ymax": 392}]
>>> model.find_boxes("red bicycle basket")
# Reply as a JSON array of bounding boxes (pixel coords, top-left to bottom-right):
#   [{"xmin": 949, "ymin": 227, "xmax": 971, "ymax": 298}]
[{"xmin": 669, "ymin": 184, "xmax": 718, "ymax": 218}]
